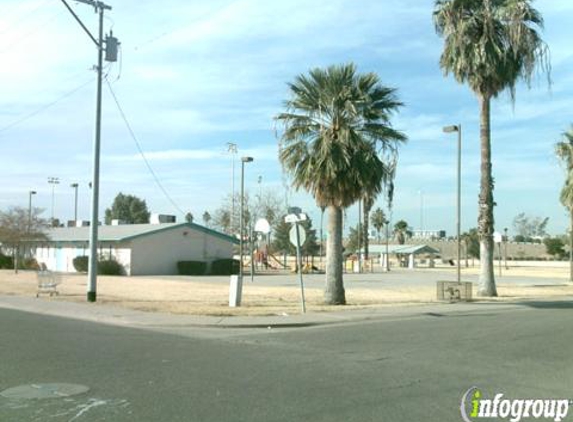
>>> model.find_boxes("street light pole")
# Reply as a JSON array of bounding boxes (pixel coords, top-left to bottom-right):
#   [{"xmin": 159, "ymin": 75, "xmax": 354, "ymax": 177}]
[
  {"xmin": 71, "ymin": 183, "xmax": 79, "ymax": 223},
  {"xmin": 28, "ymin": 190, "xmax": 37, "ymax": 231},
  {"xmin": 227, "ymin": 143, "xmax": 238, "ymax": 234},
  {"xmin": 443, "ymin": 124, "xmax": 462, "ymax": 284},
  {"xmin": 238, "ymin": 156, "xmax": 254, "ymax": 305},
  {"xmin": 47, "ymin": 177, "xmax": 60, "ymax": 225},
  {"xmin": 504, "ymin": 227, "xmax": 508, "ymax": 270}
]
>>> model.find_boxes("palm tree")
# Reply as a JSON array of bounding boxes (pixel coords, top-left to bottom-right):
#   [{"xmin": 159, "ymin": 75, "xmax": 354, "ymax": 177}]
[
  {"xmin": 434, "ymin": 0, "xmax": 550, "ymax": 297},
  {"xmin": 276, "ymin": 63, "xmax": 405, "ymax": 305},
  {"xmin": 371, "ymin": 208, "xmax": 386, "ymax": 243},
  {"xmin": 394, "ymin": 220, "xmax": 411, "ymax": 245},
  {"xmin": 555, "ymin": 126, "xmax": 573, "ymax": 282}
]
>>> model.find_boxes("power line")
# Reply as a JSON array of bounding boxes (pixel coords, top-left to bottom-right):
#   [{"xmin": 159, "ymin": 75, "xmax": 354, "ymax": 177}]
[
  {"xmin": 104, "ymin": 77, "xmax": 186, "ymax": 216},
  {"xmin": 0, "ymin": 78, "xmax": 92, "ymax": 135},
  {"xmin": 0, "ymin": 9, "xmax": 64, "ymax": 55},
  {"xmin": 0, "ymin": 0, "xmax": 52, "ymax": 36}
]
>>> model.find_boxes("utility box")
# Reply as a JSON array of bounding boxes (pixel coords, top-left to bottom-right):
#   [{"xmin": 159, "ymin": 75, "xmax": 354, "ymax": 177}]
[{"xmin": 437, "ymin": 281, "xmax": 472, "ymax": 302}]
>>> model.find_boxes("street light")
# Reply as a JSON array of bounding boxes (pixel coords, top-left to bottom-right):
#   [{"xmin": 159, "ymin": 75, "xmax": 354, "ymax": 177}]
[
  {"xmin": 48, "ymin": 177, "xmax": 60, "ymax": 226},
  {"xmin": 227, "ymin": 142, "xmax": 238, "ymax": 233},
  {"xmin": 70, "ymin": 183, "xmax": 79, "ymax": 223},
  {"xmin": 504, "ymin": 227, "xmax": 508, "ymax": 270},
  {"xmin": 238, "ymin": 156, "xmax": 254, "ymax": 305},
  {"xmin": 28, "ymin": 190, "xmax": 37, "ymax": 231},
  {"xmin": 443, "ymin": 124, "xmax": 462, "ymax": 284}
]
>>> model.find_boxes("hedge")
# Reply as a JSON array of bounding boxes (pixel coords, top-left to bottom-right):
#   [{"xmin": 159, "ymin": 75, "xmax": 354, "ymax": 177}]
[
  {"xmin": 0, "ymin": 253, "xmax": 13, "ymax": 269},
  {"xmin": 177, "ymin": 261, "xmax": 207, "ymax": 275},
  {"xmin": 210, "ymin": 258, "xmax": 240, "ymax": 275},
  {"xmin": 73, "ymin": 256, "xmax": 89, "ymax": 273},
  {"xmin": 98, "ymin": 258, "xmax": 124, "ymax": 275}
]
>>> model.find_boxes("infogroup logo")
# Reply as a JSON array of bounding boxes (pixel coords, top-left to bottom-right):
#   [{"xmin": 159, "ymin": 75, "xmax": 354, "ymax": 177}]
[{"xmin": 461, "ymin": 387, "xmax": 571, "ymax": 422}]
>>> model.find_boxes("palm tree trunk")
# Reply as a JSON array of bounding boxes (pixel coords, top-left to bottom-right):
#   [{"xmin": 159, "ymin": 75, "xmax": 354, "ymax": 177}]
[
  {"xmin": 324, "ymin": 205, "xmax": 345, "ymax": 304},
  {"xmin": 477, "ymin": 94, "xmax": 497, "ymax": 296}
]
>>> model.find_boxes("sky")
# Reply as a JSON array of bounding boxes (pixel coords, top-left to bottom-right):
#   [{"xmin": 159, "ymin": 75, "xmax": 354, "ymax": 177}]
[{"xmin": 1, "ymin": 0, "xmax": 572, "ymax": 237}]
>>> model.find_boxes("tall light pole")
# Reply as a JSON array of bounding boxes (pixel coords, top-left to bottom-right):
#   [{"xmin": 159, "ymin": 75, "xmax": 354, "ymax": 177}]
[
  {"xmin": 70, "ymin": 183, "xmax": 79, "ymax": 223},
  {"xmin": 504, "ymin": 227, "xmax": 509, "ymax": 270},
  {"xmin": 61, "ymin": 0, "xmax": 116, "ymax": 302},
  {"xmin": 443, "ymin": 124, "xmax": 462, "ymax": 284},
  {"xmin": 238, "ymin": 156, "xmax": 254, "ymax": 305},
  {"xmin": 28, "ymin": 190, "xmax": 37, "ymax": 231},
  {"xmin": 419, "ymin": 189, "xmax": 424, "ymax": 237},
  {"xmin": 47, "ymin": 177, "xmax": 60, "ymax": 225},
  {"xmin": 227, "ymin": 142, "xmax": 238, "ymax": 233}
]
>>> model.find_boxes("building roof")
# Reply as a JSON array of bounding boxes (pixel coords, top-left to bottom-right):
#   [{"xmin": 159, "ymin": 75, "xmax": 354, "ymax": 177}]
[
  {"xmin": 366, "ymin": 244, "xmax": 440, "ymax": 255},
  {"xmin": 42, "ymin": 222, "xmax": 239, "ymax": 244}
]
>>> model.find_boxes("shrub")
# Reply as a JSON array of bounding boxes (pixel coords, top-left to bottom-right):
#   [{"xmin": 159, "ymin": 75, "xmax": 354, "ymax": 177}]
[
  {"xmin": 0, "ymin": 253, "xmax": 13, "ymax": 269},
  {"xmin": 97, "ymin": 258, "xmax": 124, "ymax": 275},
  {"xmin": 19, "ymin": 258, "xmax": 40, "ymax": 270},
  {"xmin": 177, "ymin": 261, "xmax": 207, "ymax": 275},
  {"xmin": 73, "ymin": 256, "xmax": 89, "ymax": 273},
  {"xmin": 210, "ymin": 258, "xmax": 240, "ymax": 275}
]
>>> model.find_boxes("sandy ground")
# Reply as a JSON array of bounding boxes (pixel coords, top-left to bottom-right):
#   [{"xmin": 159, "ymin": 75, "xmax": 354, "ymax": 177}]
[{"xmin": 1, "ymin": 266, "xmax": 572, "ymax": 317}]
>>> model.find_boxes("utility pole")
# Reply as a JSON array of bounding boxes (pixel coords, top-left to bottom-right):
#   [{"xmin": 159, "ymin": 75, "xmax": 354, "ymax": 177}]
[
  {"xmin": 48, "ymin": 177, "xmax": 60, "ymax": 225},
  {"xmin": 71, "ymin": 183, "xmax": 79, "ymax": 223},
  {"xmin": 226, "ymin": 143, "xmax": 238, "ymax": 234},
  {"xmin": 61, "ymin": 0, "xmax": 117, "ymax": 303}
]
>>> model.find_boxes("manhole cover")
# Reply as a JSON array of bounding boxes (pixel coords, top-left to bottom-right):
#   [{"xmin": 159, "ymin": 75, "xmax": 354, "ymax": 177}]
[{"xmin": 0, "ymin": 383, "xmax": 90, "ymax": 400}]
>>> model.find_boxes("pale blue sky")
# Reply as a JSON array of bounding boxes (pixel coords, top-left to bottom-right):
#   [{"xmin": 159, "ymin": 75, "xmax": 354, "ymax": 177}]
[{"xmin": 1, "ymin": 0, "xmax": 572, "ymax": 236}]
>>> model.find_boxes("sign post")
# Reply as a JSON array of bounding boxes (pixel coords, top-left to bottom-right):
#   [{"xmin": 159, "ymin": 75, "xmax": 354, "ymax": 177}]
[{"xmin": 286, "ymin": 208, "xmax": 307, "ymax": 314}]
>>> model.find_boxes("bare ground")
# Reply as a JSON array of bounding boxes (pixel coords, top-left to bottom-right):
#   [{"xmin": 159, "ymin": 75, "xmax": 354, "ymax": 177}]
[{"xmin": 1, "ymin": 267, "xmax": 572, "ymax": 317}]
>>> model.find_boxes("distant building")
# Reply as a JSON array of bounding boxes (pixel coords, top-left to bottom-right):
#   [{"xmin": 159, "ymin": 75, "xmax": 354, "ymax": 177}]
[
  {"xmin": 31, "ymin": 222, "xmax": 238, "ymax": 275},
  {"xmin": 412, "ymin": 229, "xmax": 446, "ymax": 240}
]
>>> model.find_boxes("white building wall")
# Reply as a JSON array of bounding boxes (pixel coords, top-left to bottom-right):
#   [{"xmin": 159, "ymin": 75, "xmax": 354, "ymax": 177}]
[
  {"xmin": 130, "ymin": 227, "xmax": 233, "ymax": 275},
  {"xmin": 34, "ymin": 243, "xmax": 132, "ymax": 275}
]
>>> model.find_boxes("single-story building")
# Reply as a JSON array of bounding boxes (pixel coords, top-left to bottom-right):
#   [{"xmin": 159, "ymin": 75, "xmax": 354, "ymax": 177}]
[
  {"xmin": 366, "ymin": 244, "xmax": 441, "ymax": 269},
  {"xmin": 31, "ymin": 222, "xmax": 238, "ymax": 275}
]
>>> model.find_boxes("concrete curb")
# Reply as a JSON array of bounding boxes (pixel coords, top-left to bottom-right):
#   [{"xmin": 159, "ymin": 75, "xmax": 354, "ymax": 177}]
[{"xmin": 2, "ymin": 294, "xmax": 567, "ymax": 331}]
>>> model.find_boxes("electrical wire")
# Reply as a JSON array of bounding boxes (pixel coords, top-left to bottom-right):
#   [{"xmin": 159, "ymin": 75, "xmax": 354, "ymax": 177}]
[
  {"xmin": 0, "ymin": 9, "xmax": 64, "ymax": 55},
  {"xmin": 104, "ymin": 77, "xmax": 186, "ymax": 216},
  {"xmin": 0, "ymin": 78, "xmax": 92, "ymax": 135},
  {"xmin": 0, "ymin": 0, "xmax": 52, "ymax": 36}
]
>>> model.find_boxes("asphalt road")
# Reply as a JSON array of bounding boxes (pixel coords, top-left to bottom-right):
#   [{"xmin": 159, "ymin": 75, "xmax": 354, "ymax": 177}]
[{"xmin": 1, "ymin": 303, "xmax": 573, "ymax": 422}]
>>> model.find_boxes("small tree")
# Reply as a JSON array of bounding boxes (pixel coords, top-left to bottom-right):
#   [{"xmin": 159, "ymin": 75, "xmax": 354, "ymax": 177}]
[
  {"xmin": 0, "ymin": 206, "xmax": 48, "ymax": 273},
  {"xmin": 104, "ymin": 193, "xmax": 150, "ymax": 224},
  {"xmin": 185, "ymin": 212, "xmax": 194, "ymax": 223},
  {"xmin": 202, "ymin": 211, "xmax": 211, "ymax": 227},
  {"xmin": 346, "ymin": 223, "xmax": 363, "ymax": 255},
  {"xmin": 544, "ymin": 237, "xmax": 566, "ymax": 259}
]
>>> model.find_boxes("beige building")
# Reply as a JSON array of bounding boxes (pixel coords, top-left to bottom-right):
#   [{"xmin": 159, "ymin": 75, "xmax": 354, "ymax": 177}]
[{"xmin": 32, "ymin": 222, "xmax": 237, "ymax": 275}]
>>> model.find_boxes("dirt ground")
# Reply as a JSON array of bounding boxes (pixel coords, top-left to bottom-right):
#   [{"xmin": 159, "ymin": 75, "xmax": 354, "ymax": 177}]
[{"xmin": 1, "ymin": 266, "xmax": 572, "ymax": 317}]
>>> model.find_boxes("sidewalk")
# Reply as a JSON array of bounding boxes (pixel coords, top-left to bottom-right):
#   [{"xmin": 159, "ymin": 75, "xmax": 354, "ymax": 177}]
[{"xmin": 0, "ymin": 293, "xmax": 557, "ymax": 331}]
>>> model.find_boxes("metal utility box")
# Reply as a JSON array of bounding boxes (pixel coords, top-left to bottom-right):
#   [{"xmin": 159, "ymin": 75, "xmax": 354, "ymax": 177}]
[{"xmin": 437, "ymin": 281, "xmax": 473, "ymax": 301}]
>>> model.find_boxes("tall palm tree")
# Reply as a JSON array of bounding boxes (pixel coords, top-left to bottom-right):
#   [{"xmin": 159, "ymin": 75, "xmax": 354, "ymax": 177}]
[
  {"xmin": 371, "ymin": 207, "xmax": 386, "ymax": 243},
  {"xmin": 434, "ymin": 0, "xmax": 550, "ymax": 297},
  {"xmin": 556, "ymin": 126, "xmax": 573, "ymax": 282},
  {"xmin": 276, "ymin": 63, "xmax": 405, "ymax": 304}
]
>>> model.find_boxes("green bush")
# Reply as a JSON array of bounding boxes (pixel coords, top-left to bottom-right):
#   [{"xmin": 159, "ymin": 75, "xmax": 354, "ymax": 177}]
[
  {"xmin": 97, "ymin": 258, "xmax": 124, "ymax": 275},
  {"xmin": 177, "ymin": 261, "xmax": 207, "ymax": 275},
  {"xmin": 0, "ymin": 253, "xmax": 13, "ymax": 269},
  {"xmin": 210, "ymin": 258, "xmax": 240, "ymax": 275},
  {"xmin": 73, "ymin": 256, "xmax": 89, "ymax": 273},
  {"xmin": 18, "ymin": 258, "xmax": 40, "ymax": 270}
]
